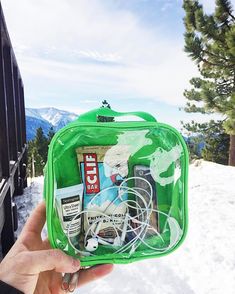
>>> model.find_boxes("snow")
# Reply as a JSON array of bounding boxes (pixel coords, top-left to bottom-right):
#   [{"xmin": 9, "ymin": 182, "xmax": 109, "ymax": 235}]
[
  {"xmin": 26, "ymin": 107, "xmax": 78, "ymax": 128},
  {"xmin": 14, "ymin": 161, "xmax": 235, "ymax": 294},
  {"xmin": 25, "ymin": 108, "xmax": 48, "ymax": 122},
  {"xmin": 15, "ymin": 177, "xmax": 46, "ymax": 238}
]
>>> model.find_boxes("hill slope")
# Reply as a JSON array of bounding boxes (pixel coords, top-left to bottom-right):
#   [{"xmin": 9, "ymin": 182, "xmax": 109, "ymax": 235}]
[{"xmin": 25, "ymin": 107, "xmax": 78, "ymax": 140}]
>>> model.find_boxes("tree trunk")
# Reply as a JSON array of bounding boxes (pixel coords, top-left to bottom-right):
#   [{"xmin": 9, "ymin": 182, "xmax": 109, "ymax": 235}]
[
  {"xmin": 32, "ymin": 152, "xmax": 35, "ymax": 178},
  {"xmin": 229, "ymin": 135, "xmax": 235, "ymax": 166}
]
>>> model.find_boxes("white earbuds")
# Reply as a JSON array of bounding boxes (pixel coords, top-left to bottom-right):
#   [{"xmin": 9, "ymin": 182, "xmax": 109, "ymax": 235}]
[
  {"xmin": 113, "ymin": 236, "xmax": 122, "ymax": 246},
  {"xmin": 67, "ymin": 176, "xmax": 181, "ymax": 256},
  {"xmin": 85, "ymin": 211, "xmax": 131, "ymax": 250},
  {"xmin": 85, "ymin": 238, "xmax": 98, "ymax": 252}
]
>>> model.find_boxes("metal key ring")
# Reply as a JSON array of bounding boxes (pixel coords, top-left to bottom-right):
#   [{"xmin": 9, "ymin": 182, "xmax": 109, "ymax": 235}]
[{"xmin": 61, "ymin": 272, "xmax": 79, "ymax": 293}]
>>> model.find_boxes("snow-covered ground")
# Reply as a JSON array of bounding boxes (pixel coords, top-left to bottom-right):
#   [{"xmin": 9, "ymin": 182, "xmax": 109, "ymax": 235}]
[
  {"xmin": 15, "ymin": 177, "xmax": 46, "ymax": 239},
  {"xmin": 15, "ymin": 161, "xmax": 235, "ymax": 294}
]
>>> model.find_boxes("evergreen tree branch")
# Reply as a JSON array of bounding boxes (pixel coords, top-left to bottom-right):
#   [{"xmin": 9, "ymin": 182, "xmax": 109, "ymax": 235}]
[{"xmin": 202, "ymin": 48, "xmax": 231, "ymax": 63}]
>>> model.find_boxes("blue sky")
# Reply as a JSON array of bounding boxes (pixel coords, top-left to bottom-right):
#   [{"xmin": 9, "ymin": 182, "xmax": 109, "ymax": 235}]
[{"xmin": 1, "ymin": 0, "xmax": 229, "ymax": 129}]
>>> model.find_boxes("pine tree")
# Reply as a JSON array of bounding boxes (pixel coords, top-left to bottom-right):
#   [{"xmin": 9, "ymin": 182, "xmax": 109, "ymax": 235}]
[
  {"xmin": 27, "ymin": 140, "xmax": 44, "ymax": 177},
  {"xmin": 183, "ymin": 0, "xmax": 235, "ymax": 165},
  {"xmin": 182, "ymin": 120, "xmax": 229, "ymax": 164},
  {"xmin": 182, "ymin": 132, "xmax": 204, "ymax": 161},
  {"xmin": 47, "ymin": 127, "xmax": 55, "ymax": 144},
  {"xmin": 27, "ymin": 140, "xmax": 35, "ymax": 178},
  {"xmin": 27, "ymin": 127, "xmax": 49, "ymax": 177},
  {"xmin": 34, "ymin": 127, "xmax": 48, "ymax": 163}
]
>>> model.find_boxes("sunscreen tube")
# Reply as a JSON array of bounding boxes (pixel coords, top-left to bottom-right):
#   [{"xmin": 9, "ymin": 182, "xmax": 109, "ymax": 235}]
[{"xmin": 55, "ymin": 184, "xmax": 83, "ymax": 237}]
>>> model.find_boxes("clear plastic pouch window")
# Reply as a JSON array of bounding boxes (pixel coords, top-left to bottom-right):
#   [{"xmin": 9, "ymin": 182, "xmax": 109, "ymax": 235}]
[{"xmin": 48, "ymin": 125, "xmax": 187, "ymax": 264}]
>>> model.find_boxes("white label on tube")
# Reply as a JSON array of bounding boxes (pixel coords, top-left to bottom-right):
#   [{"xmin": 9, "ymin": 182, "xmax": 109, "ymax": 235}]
[{"xmin": 56, "ymin": 184, "xmax": 83, "ymax": 237}]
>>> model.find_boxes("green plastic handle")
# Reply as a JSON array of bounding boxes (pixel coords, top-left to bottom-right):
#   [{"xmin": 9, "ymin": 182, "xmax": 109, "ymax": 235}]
[{"xmin": 77, "ymin": 107, "xmax": 157, "ymax": 123}]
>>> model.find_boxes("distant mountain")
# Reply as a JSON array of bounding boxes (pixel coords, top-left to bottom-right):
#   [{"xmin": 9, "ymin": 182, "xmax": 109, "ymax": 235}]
[
  {"xmin": 26, "ymin": 116, "xmax": 53, "ymax": 141},
  {"xmin": 26, "ymin": 107, "xmax": 78, "ymax": 141}
]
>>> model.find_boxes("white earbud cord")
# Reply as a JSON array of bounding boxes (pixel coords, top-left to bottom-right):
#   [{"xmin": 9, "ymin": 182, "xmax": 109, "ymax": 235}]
[{"xmin": 66, "ymin": 176, "xmax": 181, "ymax": 256}]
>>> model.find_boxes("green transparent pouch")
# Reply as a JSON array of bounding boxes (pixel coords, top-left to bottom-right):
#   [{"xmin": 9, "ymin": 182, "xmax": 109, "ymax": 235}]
[{"xmin": 44, "ymin": 108, "xmax": 189, "ymax": 267}]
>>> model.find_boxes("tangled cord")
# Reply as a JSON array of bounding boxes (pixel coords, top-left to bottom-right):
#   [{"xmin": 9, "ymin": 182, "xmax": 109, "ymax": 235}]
[{"xmin": 67, "ymin": 176, "xmax": 182, "ymax": 256}]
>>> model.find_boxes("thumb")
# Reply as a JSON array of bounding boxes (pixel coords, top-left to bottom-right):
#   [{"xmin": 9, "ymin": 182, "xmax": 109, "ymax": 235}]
[{"xmin": 16, "ymin": 249, "xmax": 80, "ymax": 274}]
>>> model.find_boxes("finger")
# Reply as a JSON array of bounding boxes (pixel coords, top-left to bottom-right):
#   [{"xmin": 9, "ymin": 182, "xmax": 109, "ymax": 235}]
[
  {"xmin": 17, "ymin": 249, "xmax": 81, "ymax": 274},
  {"xmin": 77, "ymin": 264, "xmax": 114, "ymax": 287},
  {"xmin": 42, "ymin": 238, "xmax": 51, "ymax": 249},
  {"xmin": 21, "ymin": 202, "xmax": 46, "ymax": 237}
]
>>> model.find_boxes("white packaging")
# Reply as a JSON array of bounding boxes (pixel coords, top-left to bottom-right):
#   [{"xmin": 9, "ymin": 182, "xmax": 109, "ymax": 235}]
[{"xmin": 55, "ymin": 184, "xmax": 83, "ymax": 237}]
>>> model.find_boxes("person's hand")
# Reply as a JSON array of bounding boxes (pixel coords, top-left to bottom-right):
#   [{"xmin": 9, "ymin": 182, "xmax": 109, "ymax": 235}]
[{"xmin": 0, "ymin": 202, "xmax": 113, "ymax": 294}]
